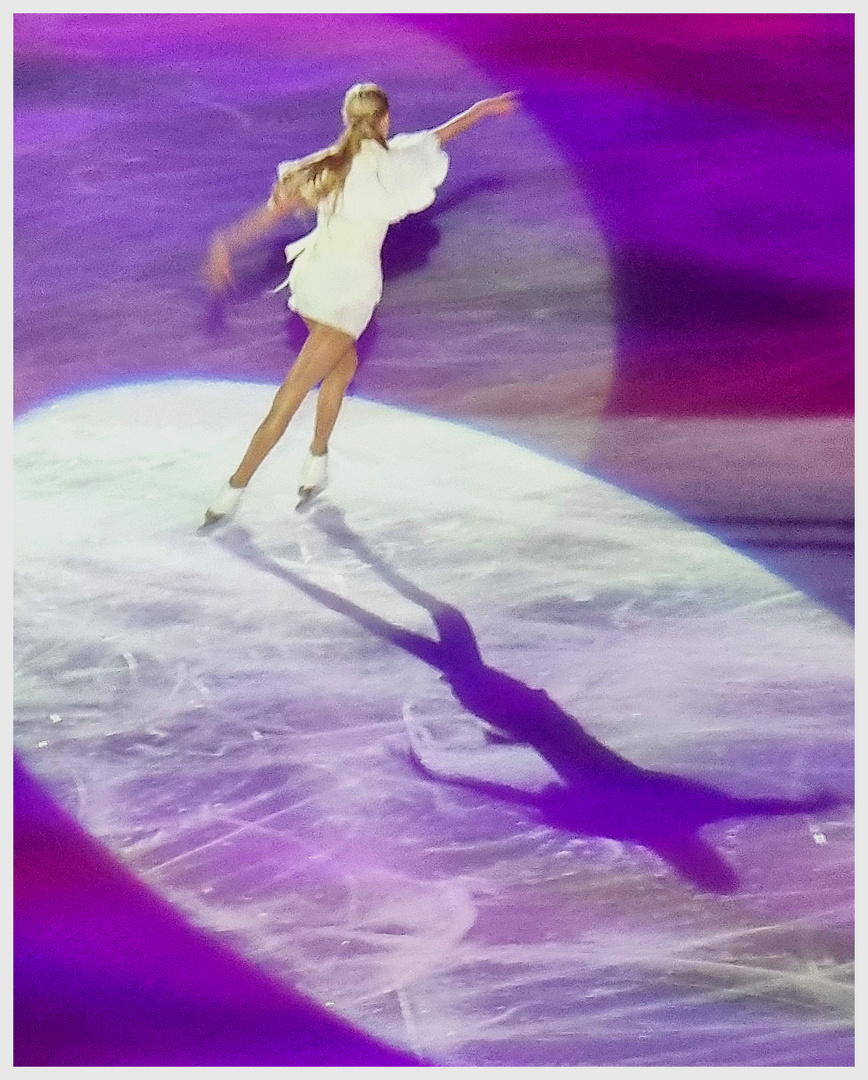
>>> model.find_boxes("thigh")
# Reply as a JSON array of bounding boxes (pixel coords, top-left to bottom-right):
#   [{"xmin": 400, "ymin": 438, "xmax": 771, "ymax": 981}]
[
  {"xmin": 283, "ymin": 323, "xmax": 354, "ymax": 392},
  {"xmin": 301, "ymin": 315, "xmax": 354, "ymax": 343},
  {"xmin": 302, "ymin": 318, "xmax": 357, "ymax": 385},
  {"xmin": 322, "ymin": 345, "xmax": 358, "ymax": 388}
]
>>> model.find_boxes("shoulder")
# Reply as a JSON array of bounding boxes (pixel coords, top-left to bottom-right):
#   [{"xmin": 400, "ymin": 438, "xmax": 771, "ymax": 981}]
[{"xmin": 387, "ymin": 130, "xmax": 439, "ymax": 152}]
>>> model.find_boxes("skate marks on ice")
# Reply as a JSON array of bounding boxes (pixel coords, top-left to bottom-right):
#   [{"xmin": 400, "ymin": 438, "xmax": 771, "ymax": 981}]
[
  {"xmin": 13, "ymin": 383, "xmax": 854, "ymax": 1063},
  {"xmin": 217, "ymin": 514, "xmax": 855, "ymax": 1045},
  {"xmin": 218, "ymin": 511, "xmax": 843, "ymax": 898}
]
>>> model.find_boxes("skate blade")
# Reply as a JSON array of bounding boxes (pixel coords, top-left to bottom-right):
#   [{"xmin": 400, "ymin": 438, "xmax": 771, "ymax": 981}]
[
  {"xmin": 296, "ymin": 488, "xmax": 316, "ymax": 511},
  {"xmin": 198, "ymin": 509, "xmax": 227, "ymax": 533}
]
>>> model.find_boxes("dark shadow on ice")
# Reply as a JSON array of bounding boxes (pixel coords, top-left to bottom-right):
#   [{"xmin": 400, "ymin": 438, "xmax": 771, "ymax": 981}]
[
  {"xmin": 381, "ymin": 175, "xmax": 511, "ymax": 282},
  {"xmin": 216, "ymin": 511, "xmax": 840, "ymax": 895}
]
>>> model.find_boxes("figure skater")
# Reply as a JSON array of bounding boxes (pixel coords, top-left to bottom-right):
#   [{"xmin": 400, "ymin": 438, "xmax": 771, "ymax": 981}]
[{"xmin": 201, "ymin": 82, "xmax": 517, "ymax": 523}]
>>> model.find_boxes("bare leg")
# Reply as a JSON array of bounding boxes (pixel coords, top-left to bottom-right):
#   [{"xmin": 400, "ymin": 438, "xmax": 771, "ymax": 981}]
[
  {"xmin": 229, "ymin": 323, "xmax": 353, "ymax": 488},
  {"xmin": 310, "ymin": 346, "xmax": 358, "ymax": 456}
]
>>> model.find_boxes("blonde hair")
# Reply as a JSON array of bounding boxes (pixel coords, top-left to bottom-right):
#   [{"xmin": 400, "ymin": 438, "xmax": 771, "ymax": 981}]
[{"xmin": 270, "ymin": 83, "xmax": 389, "ymax": 211}]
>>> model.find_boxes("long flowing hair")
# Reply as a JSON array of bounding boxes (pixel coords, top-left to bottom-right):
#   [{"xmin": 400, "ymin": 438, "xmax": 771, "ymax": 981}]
[{"xmin": 270, "ymin": 83, "xmax": 389, "ymax": 211}]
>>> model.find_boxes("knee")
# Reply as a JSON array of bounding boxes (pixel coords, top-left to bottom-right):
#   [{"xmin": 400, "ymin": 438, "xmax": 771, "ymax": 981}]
[
  {"xmin": 280, "ymin": 372, "xmax": 312, "ymax": 400},
  {"xmin": 269, "ymin": 381, "xmax": 307, "ymax": 416},
  {"xmin": 338, "ymin": 352, "xmax": 358, "ymax": 385},
  {"xmin": 260, "ymin": 407, "xmax": 292, "ymax": 440},
  {"xmin": 321, "ymin": 355, "xmax": 357, "ymax": 396}
]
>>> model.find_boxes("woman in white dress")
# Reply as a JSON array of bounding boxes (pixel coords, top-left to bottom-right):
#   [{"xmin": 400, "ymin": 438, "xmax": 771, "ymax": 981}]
[{"xmin": 202, "ymin": 83, "xmax": 516, "ymax": 523}]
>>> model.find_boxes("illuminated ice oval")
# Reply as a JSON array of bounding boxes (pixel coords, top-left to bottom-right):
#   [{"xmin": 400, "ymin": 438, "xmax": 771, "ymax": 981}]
[{"xmin": 13, "ymin": 380, "xmax": 853, "ymax": 1063}]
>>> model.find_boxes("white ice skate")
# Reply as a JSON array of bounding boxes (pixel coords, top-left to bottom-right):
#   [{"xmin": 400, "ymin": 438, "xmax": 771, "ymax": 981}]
[
  {"xmin": 203, "ymin": 482, "xmax": 244, "ymax": 526},
  {"xmin": 296, "ymin": 451, "xmax": 328, "ymax": 509}
]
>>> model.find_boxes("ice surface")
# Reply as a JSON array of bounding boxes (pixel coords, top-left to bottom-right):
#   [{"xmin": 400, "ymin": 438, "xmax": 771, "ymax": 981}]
[{"xmin": 14, "ymin": 382, "xmax": 853, "ymax": 1066}]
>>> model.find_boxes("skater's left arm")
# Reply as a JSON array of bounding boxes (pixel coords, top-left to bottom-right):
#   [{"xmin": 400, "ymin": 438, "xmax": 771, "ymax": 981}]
[
  {"xmin": 202, "ymin": 184, "xmax": 304, "ymax": 293},
  {"xmin": 433, "ymin": 92, "xmax": 518, "ymax": 146}
]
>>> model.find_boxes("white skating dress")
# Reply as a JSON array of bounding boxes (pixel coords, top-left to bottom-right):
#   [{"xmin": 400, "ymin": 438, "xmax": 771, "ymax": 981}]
[{"xmin": 274, "ymin": 131, "xmax": 449, "ymax": 339}]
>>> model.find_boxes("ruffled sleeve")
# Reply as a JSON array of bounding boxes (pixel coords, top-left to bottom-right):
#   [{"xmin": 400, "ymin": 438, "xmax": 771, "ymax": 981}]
[
  {"xmin": 336, "ymin": 130, "xmax": 448, "ymax": 223},
  {"xmin": 382, "ymin": 130, "xmax": 449, "ymax": 217}
]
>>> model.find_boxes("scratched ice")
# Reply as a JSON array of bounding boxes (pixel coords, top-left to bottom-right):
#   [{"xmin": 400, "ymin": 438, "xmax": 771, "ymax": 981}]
[{"xmin": 14, "ymin": 383, "xmax": 853, "ymax": 1067}]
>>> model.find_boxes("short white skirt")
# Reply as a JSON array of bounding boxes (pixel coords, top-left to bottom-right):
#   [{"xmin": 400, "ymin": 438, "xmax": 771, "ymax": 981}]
[{"xmin": 284, "ymin": 228, "xmax": 385, "ymax": 340}]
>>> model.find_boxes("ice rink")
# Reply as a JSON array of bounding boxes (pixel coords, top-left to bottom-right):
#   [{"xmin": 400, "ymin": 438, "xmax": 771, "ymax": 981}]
[{"xmin": 14, "ymin": 13, "xmax": 854, "ymax": 1068}]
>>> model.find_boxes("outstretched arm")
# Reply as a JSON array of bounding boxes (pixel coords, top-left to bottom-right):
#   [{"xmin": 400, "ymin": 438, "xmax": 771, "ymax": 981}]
[
  {"xmin": 433, "ymin": 92, "xmax": 517, "ymax": 146},
  {"xmin": 202, "ymin": 182, "xmax": 305, "ymax": 293}
]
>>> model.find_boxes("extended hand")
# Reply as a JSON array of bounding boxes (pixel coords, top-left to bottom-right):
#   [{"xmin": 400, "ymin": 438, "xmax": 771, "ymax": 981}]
[
  {"xmin": 478, "ymin": 92, "xmax": 518, "ymax": 118},
  {"xmin": 202, "ymin": 236, "xmax": 234, "ymax": 293}
]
